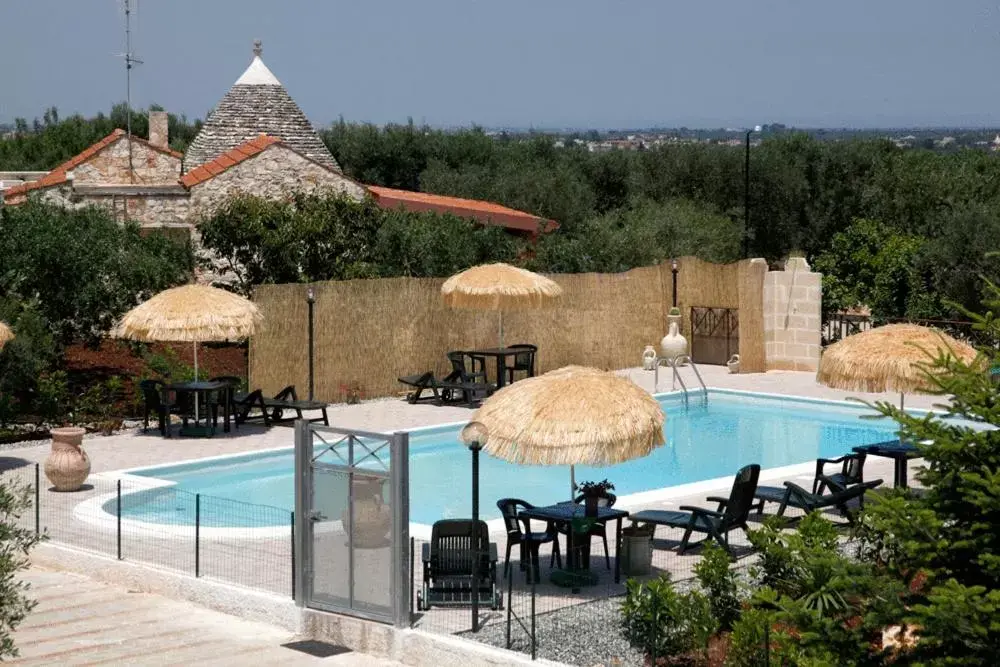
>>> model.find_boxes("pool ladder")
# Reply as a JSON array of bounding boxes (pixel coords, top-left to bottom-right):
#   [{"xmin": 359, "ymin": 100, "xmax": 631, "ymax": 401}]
[{"xmin": 654, "ymin": 354, "xmax": 708, "ymax": 409}]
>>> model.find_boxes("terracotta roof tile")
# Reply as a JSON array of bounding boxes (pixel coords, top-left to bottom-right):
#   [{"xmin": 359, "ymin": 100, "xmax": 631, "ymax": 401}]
[
  {"xmin": 3, "ymin": 129, "xmax": 126, "ymax": 199},
  {"xmin": 180, "ymin": 134, "xmax": 283, "ymax": 188},
  {"xmin": 366, "ymin": 186, "xmax": 558, "ymax": 235},
  {"xmin": 3, "ymin": 129, "xmax": 182, "ymax": 202}
]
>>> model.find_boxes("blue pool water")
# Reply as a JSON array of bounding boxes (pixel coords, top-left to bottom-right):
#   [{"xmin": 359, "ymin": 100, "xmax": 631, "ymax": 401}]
[{"xmin": 115, "ymin": 391, "xmax": 903, "ymax": 527}]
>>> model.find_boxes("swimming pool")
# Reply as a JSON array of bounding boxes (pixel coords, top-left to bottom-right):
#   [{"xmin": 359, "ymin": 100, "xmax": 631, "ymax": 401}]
[{"xmin": 109, "ymin": 390, "xmax": 905, "ymax": 527}]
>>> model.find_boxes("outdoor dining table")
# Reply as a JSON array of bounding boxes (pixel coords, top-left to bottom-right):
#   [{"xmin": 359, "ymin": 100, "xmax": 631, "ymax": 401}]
[
  {"xmin": 519, "ymin": 501, "xmax": 629, "ymax": 585},
  {"xmin": 853, "ymin": 440, "xmax": 921, "ymax": 488},
  {"xmin": 165, "ymin": 380, "xmax": 231, "ymax": 437},
  {"xmin": 467, "ymin": 347, "xmax": 526, "ymax": 390}
]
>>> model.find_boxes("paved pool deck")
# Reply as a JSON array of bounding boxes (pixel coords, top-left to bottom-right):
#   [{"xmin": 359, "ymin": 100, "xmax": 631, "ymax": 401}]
[
  {"xmin": 0, "ymin": 366, "xmax": 938, "ymax": 657},
  {"xmin": 9, "ymin": 566, "xmax": 402, "ymax": 666}
]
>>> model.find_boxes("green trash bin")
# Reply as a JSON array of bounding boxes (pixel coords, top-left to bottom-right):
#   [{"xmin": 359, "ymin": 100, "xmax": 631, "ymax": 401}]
[{"xmin": 620, "ymin": 523, "xmax": 655, "ymax": 576}]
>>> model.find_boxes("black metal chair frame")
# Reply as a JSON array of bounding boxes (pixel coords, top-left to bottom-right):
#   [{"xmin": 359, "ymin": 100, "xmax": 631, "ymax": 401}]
[
  {"xmin": 813, "ymin": 452, "xmax": 866, "ymax": 495},
  {"xmin": 504, "ymin": 344, "xmax": 537, "ymax": 384},
  {"xmin": 139, "ymin": 379, "xmax": 183, "ymax": 437},
  {"xmin": 496, "ymin": 498, "xmax": 562, "ymax": 583}
]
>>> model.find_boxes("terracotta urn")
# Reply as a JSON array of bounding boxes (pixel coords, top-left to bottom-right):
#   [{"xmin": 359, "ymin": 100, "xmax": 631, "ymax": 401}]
[
  {"xmin": 44, "ymin": 427, "xmax": 90, "ymax": 491},
  {"xmin": 341, "ymin": 475, "xmax": 391, "ymax": 548}
]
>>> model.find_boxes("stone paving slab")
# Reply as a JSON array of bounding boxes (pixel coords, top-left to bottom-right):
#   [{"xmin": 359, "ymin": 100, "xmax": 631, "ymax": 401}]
[{"xmin": 9, "ymin": 567, "xmax": 402, "ymax": 666}]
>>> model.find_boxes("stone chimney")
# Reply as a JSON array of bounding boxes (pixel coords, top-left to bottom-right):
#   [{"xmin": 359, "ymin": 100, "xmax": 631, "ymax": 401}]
[{"xmin": 148, "ymin": 111, "xmax": 169, "ymax": 150}]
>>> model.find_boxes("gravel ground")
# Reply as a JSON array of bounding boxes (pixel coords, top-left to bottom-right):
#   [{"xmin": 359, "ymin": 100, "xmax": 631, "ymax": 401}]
[{"xmin": 461, "ymin": 595, "xmax": 645, "ymax": 666}]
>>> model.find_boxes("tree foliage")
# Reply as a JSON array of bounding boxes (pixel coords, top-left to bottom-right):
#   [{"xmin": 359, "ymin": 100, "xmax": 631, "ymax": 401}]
[
  {"xmin": 0, "ymin": 202, "xmax": 194, "ymax": 346},
  {"xmin": 0, "ymin": 479, "xmax": 43, "ymax": 659}
]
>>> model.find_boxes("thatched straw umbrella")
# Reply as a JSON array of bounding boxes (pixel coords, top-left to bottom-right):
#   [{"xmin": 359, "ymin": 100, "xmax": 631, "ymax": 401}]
[
  {"xmin": 111, "ymin": 284, "xmax": 262, "ymax": 421},
  {"xmin": 461, "ymin": 365, "xmax": 665, "ymax": 498},
  {"xmin": 0, "ymin": 322, "xmax": 13, "ymax": 351},
  {"xmin": 817, "ymin": 323, "xmax": 978, "ymax": 409},
  {"xmin": 441, "ymin": 263, "xmax": 562, "ymax": 349}
]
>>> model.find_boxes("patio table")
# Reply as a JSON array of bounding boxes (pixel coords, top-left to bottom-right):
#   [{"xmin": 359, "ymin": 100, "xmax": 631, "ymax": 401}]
[
  {"xmin": 853, "ymin": 440, "xmax": 921, "ymax": 488},
  {"xmin": 519, "ymin": 502, "xmax": 629, "ymax": 585},
  {"xmin": 166, "ymin": 380, "xmax": 230, "ymax": 437},
  {"xmin": 466, "ymin": 347, "xmax": 528, "ymax": 390}
]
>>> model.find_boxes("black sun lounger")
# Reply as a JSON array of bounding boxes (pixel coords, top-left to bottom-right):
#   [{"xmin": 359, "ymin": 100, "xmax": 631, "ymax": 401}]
[
  {"xmin": 753, "ymin": 479, "xmax": 883, "ymax": 524},
  {"xmin": 629, "ymin": 464, "xmax": 761, "ymax": 555},
  {"xmin": 397, "ymin": 371, "xmax": 490, "ymax": 406}
]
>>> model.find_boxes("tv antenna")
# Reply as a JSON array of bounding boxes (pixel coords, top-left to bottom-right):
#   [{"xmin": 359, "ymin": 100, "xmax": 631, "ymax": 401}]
[{"xmin": 114, "ymin": 0, "xmax": 143, "ymax": 181}]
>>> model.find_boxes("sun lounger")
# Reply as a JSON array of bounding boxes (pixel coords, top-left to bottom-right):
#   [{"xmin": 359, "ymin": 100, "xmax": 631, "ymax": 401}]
[
  {"xmin": 629, "ymin": 464, "xmax": 760, "ymax": 555},
  {"xmin": 232, "ymin": 385, "xmax": 329, "ymax": 427},
  {"xmin": 397, "ymin": 371, "xmax": 491, "ymax": 406},
  {"xmin": 752, "ymin": 479, "xmax": 883, "ymax": 524}
]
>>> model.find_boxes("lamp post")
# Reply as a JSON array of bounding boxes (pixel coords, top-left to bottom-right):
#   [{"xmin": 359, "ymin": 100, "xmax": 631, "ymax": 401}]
[
  {"xmin": 743, "ymin": 125, "xmax": 762, "ymax": 259},
  {"xmin": 462, "ymin": 421, "xmax": 488, "ymax": 633},
  {"xmin": 671, "ymin": 258, "xmax": 679, "ymax": 307},
  {"xmin": 306, "ymin": 287, "xmax": 315, "ymax": 401}
]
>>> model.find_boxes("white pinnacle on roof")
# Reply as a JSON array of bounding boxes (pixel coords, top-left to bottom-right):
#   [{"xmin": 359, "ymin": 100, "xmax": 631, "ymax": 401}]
[
  {"xmin": 184, "ymin": 40, "xmax": 340, "ymax": 171},
  {"xmin": 234, "ymin": 55, "xmax": 281, "ymax": 86}
]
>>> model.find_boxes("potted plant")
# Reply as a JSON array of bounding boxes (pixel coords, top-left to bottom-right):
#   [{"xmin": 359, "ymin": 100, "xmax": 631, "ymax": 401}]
[{"xmin": 577, "ymin": 479, "xmax": 614, "ymax": 517}]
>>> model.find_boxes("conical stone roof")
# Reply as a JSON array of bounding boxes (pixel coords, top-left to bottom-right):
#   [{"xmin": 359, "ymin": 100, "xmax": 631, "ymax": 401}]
[{"xmin": 185, "ymin": 41, "xmax": 340, "ymax": 171}]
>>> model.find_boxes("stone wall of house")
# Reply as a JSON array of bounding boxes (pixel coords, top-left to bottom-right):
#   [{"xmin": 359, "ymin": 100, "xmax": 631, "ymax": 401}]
[
  {"xmin": 187, "ymin": 144, "xmax": 365, "ymax": 217},
  {"xmin": 34, "ymin": 186, "xmax": 191, "ymax": 227},
  {"xmin": 763, "ymin": 257, "xmax": 822, "ymax": 371},
  {"xmin": 72, "ymin": 138, "xmax": 181, "ymax": 185}
]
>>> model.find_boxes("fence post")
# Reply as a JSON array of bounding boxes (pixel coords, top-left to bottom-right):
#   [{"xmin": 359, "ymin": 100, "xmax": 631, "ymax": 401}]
[
  {"xmin": 530, "ymin": 579, "xmax": 536, "ymax": 661},
  {"xmin": 116, "ymin": 479, "xmax": 122, "ymax": 560},
  {"xmin": 505, "ymin": 565, "xmax": 513, "ymax": 649},
  {"xmin": 195, "ymin": 494, "xmax": 201, "ymax": 578},
  {"xmin": 290, "ymin": 511, "xmax": 295, "ymax": 600},
  {"xmin": 409, "ymin": 536, "xmax": 414, "ymax": 624},
  {"xmin": 33, "ymin": 464, "xmax": 39, "ymax": 536}
]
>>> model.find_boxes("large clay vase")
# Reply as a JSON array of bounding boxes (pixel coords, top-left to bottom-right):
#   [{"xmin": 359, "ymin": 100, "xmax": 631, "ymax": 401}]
[
  {"xmin": 660, "ymin": 321, "xmax": 688, "ymax": 364},
  {"xmin": 341, "ymin": 476, "xmax": 391, "ymax": 548},
  {"xmin": 44, "ymin": 427, "xmax": 90, "ymax": 492}
]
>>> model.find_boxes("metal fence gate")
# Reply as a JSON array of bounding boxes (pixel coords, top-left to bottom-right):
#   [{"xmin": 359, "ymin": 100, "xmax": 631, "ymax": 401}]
[
  {"xmin": 294, "ymin": 421, "xmax": 409, "ymax": 626},
  {"xmin": 690, "ymin": 307, "xmax": 739, "ymax": 365}
]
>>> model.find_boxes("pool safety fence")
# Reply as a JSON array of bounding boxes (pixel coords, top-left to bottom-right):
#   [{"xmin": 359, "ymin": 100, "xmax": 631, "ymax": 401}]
[
  {"xmin": 0, "ymin": 462, "xmax": 295, "ymax": 598},
  {"xmin": 409, "ymin": 528, "xmax": 709, "ymax": 665}
]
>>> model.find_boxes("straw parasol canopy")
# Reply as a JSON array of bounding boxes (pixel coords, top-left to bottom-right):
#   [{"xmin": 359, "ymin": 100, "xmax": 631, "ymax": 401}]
[
  {"xmin": 461, "ymin": 365, "xmax": 665, "ymax": 466},
  {"xmin": 441, "ymin": 263, "xmax": 562, "ymax": 348},
  {"xmin": 112, "ymin": 284, "xmax": 262, "ymax": 343},
  {"xmin": 817, "ymin": 323, "xmax": 978, "ymax": 402},
  {"xmin": 0, "ymin": 322, "xmax": 13, "ymax": 351}
]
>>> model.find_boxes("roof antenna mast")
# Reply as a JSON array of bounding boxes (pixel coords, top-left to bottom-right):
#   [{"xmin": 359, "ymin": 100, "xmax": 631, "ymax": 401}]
[{"xmin": 116, "ymin": 0, "xmax": 143, "ymax": 181}]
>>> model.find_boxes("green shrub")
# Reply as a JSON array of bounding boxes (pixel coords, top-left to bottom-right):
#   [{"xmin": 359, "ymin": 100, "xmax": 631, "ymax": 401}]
[
  {"xmin": 0, "ymin": 478, "xmax": 44, "ymax": 658},
  {"xmin": 34, "ymin": 371, "xmax": 70, "ymax": 425},
  {"xmin": 693, "ymin": 541, "xmax": 742, "ymax": 630},
  {"xmin": 620, "ymin": 574, "xmax": 717, "ymax": 663}
]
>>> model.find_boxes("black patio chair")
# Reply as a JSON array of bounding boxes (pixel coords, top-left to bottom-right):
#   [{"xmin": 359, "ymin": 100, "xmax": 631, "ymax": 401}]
[
  {"xmin": 505, "ymin": 344, "xmax": 537, "ymax": 384},
  {"xmin": 556, "ymin": 491, "xmax": 617, "ymax": 569},
  {"xmin": 813, "ymin": 452, "xmax": 866, "ymax": 495},
  {"xmin": 139, "ymin": 379, "xmax": 182, "ymax": 437},
  {"xmin": 629, "ymin": 464, "xmax": 761, "ymax": 555},
  {"xmin": 753, "ymin": 478, "xmax": 883, "ymax": 525},
  {"xmin": 417, "ymin": 519, "xmax": 501, "ymax": 611},
  {"xmin": 497, "ymin": 498, "xmax": 562, "ymax": 583}
]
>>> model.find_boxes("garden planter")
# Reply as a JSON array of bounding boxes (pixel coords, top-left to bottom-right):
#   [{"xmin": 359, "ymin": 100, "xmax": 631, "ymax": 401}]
[
  {"xmin": 44, "ymin": 427, "xmax": 90, "ymax": 491},
  {"xmin": 621, "ymin": 523, "xmax": 655, "ymax": 576},
  {"xmin": 584, "ymin": 494, "xmax": 599, "ymax": 517},
  {"xmin": 341, "ymin": 475, "xmax": 390, "ymax": 548},
  {"xmin": 660, "ymin": 321, "xmax": 688, "ymax": 364}
]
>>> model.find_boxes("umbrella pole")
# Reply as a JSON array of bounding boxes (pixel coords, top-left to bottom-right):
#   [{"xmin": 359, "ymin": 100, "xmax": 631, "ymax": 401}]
[
  {"xmin": 193, "ymin": 342, "xmax": 200, "ymax": 423},
  {"xmin": 570, "ymin": 464, "xmax": 576, "ymax": 502},
  {"xmin": 900, "ymin": 392, "xmax": 904, "ymax": 411},
  {"xmin": 498, "ymin": 311, "xmax": 504, "ymax": 350}
]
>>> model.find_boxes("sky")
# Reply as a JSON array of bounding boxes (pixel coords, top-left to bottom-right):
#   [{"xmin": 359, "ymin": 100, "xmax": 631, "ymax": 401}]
[{"xmin": 1, "ymin": 0, "xmax": 998, "ymax": 130}]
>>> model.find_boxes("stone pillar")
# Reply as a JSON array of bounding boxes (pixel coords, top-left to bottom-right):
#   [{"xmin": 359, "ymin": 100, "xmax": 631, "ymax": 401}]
[
  {"xmin": 764, "ymin": 257, "xmax": 822, "ymax": 371},
  {"xmin": 148, "ymin": 111, "xmax": 169, "ymax": 150}
]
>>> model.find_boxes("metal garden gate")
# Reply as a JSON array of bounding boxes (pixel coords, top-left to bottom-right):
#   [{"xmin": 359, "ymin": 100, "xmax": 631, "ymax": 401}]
[
  {"xmin": 690, "ymin": 307, "xmax": 739, "ymax": 365},
  {"xmin": 294, "ymin": 421, "xmax": 409, "ymax": 626}
]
